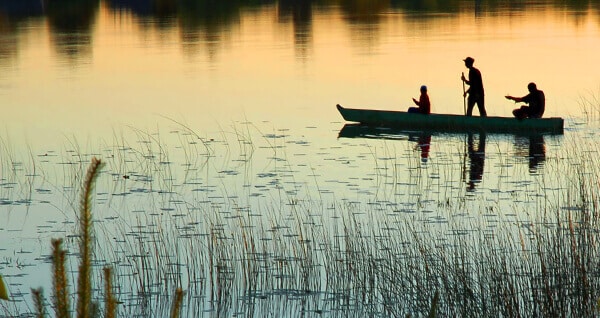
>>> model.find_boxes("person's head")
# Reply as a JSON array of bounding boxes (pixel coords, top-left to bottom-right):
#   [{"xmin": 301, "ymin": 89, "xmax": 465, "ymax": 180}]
[
  {"xmin": 420, "ymin": 85, "xmax": 427, "ymax": 93},
  {"xmin": 463, "ymin": 57, "xmax": 474, "ymax": 67},
  {"xmin": 527, "ymin": 82, "xmax": 537, "ymax": 92}
]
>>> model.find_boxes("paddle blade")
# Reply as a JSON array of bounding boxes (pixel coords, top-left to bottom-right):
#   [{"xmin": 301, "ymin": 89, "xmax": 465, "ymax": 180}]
[{"xmin": 0, "ymin": 275, "xmax": 9, "ymax": 300}]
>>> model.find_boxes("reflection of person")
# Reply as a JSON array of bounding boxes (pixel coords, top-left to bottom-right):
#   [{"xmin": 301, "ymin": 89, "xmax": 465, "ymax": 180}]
[
  {"xmin": 505, "ymin": 82, "xmax": 545, "ymax": 119},
  {"xmin": 408, "ymin": 134, "xmax": 432, "ymax": 163},
  {"xmin": 528, "ymin": 135, "xmax": 546, "ymax": 172},
  {"xmin": 408, "ymin": 133, "xmax": 431, "ymax": 163},
  {"xmin": 516, "ymin": 135, "xmax": 546, "ymax": 173},
  {"xmin": 408, "ymin": 85, "xmax": 431, "ymax": 114},
  {"xmin": 418, "ymin": 135, "xmax": 431, "ymax": 162},
  {"xmin": 467, "ymin": 133, "xmax": 486, "ymax": 191},
  {"xmin": 461, "ymin": 57, "xmax": 487, "ymax": 117}
]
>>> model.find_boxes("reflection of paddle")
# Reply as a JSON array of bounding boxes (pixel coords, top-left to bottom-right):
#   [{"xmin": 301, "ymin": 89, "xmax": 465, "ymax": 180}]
[
  {"xmin": 460, "ymin": 74, "xmax": 468, "ymax": 183},
  {"xmin": 461, "ymin": 72, "xmax": 467, "ymax": 115}
]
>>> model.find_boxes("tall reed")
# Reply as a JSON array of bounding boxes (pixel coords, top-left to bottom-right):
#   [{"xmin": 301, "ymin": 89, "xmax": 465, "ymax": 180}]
[
  {"xmin": 76, "ymin": 157, "xmax": 103, "ymax": 318},
  {"xmin": 51, "ymin": 238, "xmax": 69, "ymax": 318},
  {"xmin": 25, "ymin": 158, "xmax": 187, "ymax": 318},
  {"xmin": 103, "ymin": 267, "xmax": 117, "ymax": 318},
  {"xmin": 31, "ymin": 288, "xmax": 45, "ymax": 318}
]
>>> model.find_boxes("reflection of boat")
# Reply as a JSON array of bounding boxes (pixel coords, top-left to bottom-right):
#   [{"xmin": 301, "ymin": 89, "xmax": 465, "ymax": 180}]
[
  {"xmin": 336, "ymin": 104, "xmax": 564, "ymax": 134},
  {"xmin": 338, "ymin": 124, "xmax": 432, "ymax": 162},
  {"xmin": 338, "ymin": 123, "xmax": 423, "ymax": 140}
]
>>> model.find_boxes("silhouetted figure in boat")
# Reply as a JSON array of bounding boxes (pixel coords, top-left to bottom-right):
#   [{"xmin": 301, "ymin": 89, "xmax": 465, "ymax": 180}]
[
  {"xmin": 408, "ymin": 85, "xmax": 431, "ymax": 114},
  {"xmin": 461, "ymin": 57, "xmax": 487, "ymax": 117},
  {"xmin": 505, "ymin": 82, "xmax": 545, "ymax": 119},
  {"xmin": 467, "ymin": 133, "xmax": 486, "ymax": 191}
]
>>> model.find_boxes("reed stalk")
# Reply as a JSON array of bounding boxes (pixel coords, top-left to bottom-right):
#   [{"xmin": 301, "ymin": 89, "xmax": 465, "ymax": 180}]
[
  {"xmin": 103, "ymin": 267, "xmax": 117, "ymax": 318},
  {"xmin": 51, "ymin": 238, "xmax": 70, "ymax": 318},
  {"xmin": 170, "ymin": 288, "xmax": 184, "ymax": 318},
  {"xmin": 427, "ymin": 290, "xmax": 439, "ymax": 318},
  {"xmin": 76, "ymin": 157, "xmax": 103, "ymax": 318},
  {"xmin": 31, "ymin": 288, "xmax": 45, "ymax": 318}
]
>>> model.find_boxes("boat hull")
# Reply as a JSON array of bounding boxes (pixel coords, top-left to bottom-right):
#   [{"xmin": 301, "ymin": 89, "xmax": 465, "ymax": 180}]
[{"xmin": 336, "ymin": 104, "xmax": 564, "ymax": 134}]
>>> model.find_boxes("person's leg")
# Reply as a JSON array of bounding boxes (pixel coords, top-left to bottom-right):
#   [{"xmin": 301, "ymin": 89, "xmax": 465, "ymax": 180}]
[
  {"xmin": 512, "ymin": 106, "xmax": 528, "ymax": 119},
  {"xmin": 466, "ymin": 97, "xmax": 475, "ymax": 116},
  {"xmin": 407, "ymin": 107, "xmax": 419, "ymax": 113},
  {"xmin": 477, "ymin": 96, "xmax": 487, "ymax": 117},
  {"xmin": 512, "ymin": 108, "xmax": 521, "ymax": 119}
]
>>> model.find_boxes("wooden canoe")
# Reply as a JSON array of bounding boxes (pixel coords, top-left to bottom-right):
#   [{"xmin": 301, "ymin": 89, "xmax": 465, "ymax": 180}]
[{"xmin": 336, "ymin": 104, "xmax": 564, "ymax": 134}]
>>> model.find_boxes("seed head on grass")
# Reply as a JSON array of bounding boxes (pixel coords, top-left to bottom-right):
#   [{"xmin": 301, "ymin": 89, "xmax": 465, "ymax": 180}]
[
  {"xmin": 31, "ymin": 288, "xmax": 45, "ymax": 318},
  {"xmin": 170, "ymin": 288, "xmax": 185, "ymax": 318},
  {"xmin": 103, "ymin": 267, "xmax": 117, "ymax": 318},
  {"xmin": 51, "ymin": 238, "xmax": 69, "ymax": 318},
  {"xmin": 77, "ymin": 157, "xmax": 104, "ymax": 318}
]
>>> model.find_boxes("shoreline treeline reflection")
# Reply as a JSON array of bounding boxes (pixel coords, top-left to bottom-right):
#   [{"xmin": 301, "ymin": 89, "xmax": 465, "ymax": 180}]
[{"xmin": 1, "ymin": 0, "xmax": 599, "ymax": 63}]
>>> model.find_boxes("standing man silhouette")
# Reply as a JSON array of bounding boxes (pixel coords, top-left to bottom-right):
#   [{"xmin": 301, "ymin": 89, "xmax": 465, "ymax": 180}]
[{"xmin": 461, "ymin": 57, "xmax": 487, "ymax": 117}]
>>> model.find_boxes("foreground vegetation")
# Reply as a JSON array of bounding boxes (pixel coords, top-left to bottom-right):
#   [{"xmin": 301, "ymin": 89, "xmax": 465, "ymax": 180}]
[
  {"xmin": 1, "ymin": 124, "xmax": 600, "ymax": 317},
  {"xmin": 2, "ymin": 158, "xmax": 184, "ymax": 318}
]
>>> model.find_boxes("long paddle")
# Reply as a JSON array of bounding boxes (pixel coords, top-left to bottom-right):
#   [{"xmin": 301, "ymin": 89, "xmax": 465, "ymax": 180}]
[
  {"xmin": 461, "ymin": 72, "xmax": 467, "ymax": 115},
  {"xmin": 461, "ymin": 72, "xmax": 467, "ymax": 186}
]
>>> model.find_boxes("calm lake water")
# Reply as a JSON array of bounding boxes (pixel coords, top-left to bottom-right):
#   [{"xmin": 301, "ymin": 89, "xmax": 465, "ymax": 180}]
[{"xmin": 1, "ymin": 0, "xmax": 600, "ymax": 316}]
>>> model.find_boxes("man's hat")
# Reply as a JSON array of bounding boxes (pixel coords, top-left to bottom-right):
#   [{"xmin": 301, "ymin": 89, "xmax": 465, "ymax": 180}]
[{"xmin": 463, "ymin": 57, "xmax": 474, "ymax": 64}]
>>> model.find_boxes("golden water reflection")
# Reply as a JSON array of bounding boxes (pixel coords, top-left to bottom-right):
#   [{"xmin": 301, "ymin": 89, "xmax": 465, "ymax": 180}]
[{"xmin": 0, "ymin": 0, "xmax": 598, "ymax": 149}]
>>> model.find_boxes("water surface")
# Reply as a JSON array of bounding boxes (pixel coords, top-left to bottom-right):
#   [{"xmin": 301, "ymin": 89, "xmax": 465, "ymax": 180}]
[{"xmin": 1, "ymin": 0, "xmax": 599, "ymax": 316}]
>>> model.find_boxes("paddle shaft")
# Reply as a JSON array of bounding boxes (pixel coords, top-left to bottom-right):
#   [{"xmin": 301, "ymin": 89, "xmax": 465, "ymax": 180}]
[{"xmin": 462, "ymin": 72, "xmax": 467, "ymax": 115}]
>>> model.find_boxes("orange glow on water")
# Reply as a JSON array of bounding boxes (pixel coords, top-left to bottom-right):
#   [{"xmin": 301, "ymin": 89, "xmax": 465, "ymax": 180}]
[{"xmin": 0, "ymin": 3, "xmax": 599, "ymax": 148}]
